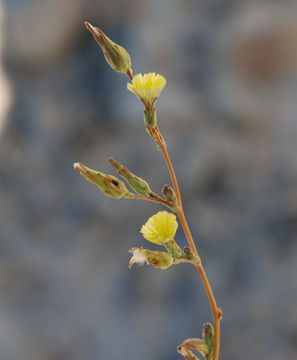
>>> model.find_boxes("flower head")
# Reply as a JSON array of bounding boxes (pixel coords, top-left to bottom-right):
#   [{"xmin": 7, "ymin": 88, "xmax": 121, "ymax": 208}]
[
  {"xmin": 127, "ymin": 73, "xmax": 166, "ymax": 106},
  {"xmin": 141, "ymin": 211, "xmax": 178, "ymax": 245}
]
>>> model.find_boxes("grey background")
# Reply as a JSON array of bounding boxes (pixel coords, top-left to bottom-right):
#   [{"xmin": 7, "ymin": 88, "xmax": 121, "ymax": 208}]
[{"xmin": 0, "ymin": 0, "xmax": 297, "ymax": 359}]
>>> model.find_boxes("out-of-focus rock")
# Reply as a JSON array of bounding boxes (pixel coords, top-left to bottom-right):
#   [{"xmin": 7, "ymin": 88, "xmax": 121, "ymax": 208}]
[
  {"xmin": 5, "ymin": 0, "xmax": 84, "ymax": 67},
  {"xmin": 228, "ymin": 4, "xmax": 297, "ymax": 83},
  {"xmin": 0, "ymin": 0, "xmax": 11, "ymax": 134}
]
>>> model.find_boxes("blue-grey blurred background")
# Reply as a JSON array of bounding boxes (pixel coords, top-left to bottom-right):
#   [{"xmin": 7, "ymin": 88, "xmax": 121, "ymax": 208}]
[{"xmin": 0, "ymin": 1, "xmax": 297, "ymax": 359}]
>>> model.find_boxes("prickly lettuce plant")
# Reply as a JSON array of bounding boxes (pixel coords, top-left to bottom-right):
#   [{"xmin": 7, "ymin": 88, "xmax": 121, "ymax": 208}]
[{"xmin": 74, "ymin": 22, "xmax": 222, "ymax": 360}]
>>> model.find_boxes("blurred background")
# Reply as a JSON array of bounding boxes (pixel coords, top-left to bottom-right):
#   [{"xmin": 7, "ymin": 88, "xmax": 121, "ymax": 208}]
[{"xmin": 0, "ymin": 0, "xmax": 297, "ymax": 359}]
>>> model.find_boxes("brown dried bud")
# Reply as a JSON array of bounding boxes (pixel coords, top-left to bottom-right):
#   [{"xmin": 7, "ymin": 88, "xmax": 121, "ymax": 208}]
[{"xmin": 162, "ymin": 184, "xmax": 180, "ymax": 212}]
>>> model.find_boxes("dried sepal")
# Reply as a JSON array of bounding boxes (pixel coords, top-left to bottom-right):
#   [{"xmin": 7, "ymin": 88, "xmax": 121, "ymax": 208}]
[
  {"xmin": 178, "ymin": 338, "xmax": 208, "ymax": 360},
  {"xmin": 177, "ymin": 344, "xmax": 200, "ymax": 360}
]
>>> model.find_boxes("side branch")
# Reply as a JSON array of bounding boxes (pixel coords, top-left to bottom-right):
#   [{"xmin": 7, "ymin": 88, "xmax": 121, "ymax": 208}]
[{"xmin": 132, "ymin": 193, "xmax": 171, "ymax": 208}]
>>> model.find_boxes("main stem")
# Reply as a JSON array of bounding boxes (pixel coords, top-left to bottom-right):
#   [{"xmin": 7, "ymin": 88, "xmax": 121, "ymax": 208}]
[{"xmin": 155, "ymin": 127, "xmax": 222, "ymax": 360}]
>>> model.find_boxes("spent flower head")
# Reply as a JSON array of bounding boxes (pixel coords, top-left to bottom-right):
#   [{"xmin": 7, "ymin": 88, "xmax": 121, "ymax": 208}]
[
  {"xmin": 129, "ymin": 247, "xmax": 173, "ymax": 269},
  {"xmin": 85, "ymin": 21, "xmax": 132, "ymax": 78},
  {"xmin": 74, "ymin": 162, "xmax": 133, "ymax": 199},
  {"xmin": 129, "ymin": 248, "xmax": 149, "ymax": 268},
  {"xmin": 127, "ymin": 72, "xmax": 166, "ymax": 106},
  {"xmin": 141, "ymin": 210, "xmax": 178, "ymax": 245}
]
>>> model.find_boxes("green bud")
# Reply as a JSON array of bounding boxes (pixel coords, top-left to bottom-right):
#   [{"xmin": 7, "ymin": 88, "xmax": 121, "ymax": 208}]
[
  {"xmin": 162, "ymin": 184, "xmax": 180, "ymax": 212},
  {"xmin": 129, "ymin": 248, "xmax": 173, "ymax": 269},
  {"xmin": 85, "ymin": 21, "xmax": 133, "ymax": 78},
  {"xmin": 165, "ymin": 239, "xmax": 183, "ymax": 259},
  {"xmin": 202, "ymin": 322, "xmax": 215, "ymax": 358},
  {"xmin": 182, "ymin": 246, "xmax": 201, "ymax": 265},
  {"xmin": 74, "ymin": 162, "xmax": 133, "ymax": 199},
  {"xmin": 108, "ymin": 158, "xmax": 153, "ymax": 196}
]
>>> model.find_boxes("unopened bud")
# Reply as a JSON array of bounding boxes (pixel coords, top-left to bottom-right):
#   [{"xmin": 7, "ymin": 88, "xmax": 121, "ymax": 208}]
[
  {"xmin": 182, "ymin": 246, "xmax": 201, "ymax": 264},
  {"xmin": 85, "ymin": 21, "xmax": 132, "ymax": 77},
  {"xmin": 202, "ymin": 323, "xmax": 215, "ymax": 356},
  {"xmin": 108, "ymin": 158, "xmax": 152, "ymax": 196},
  {"xmin": 162, "ymin": 184, "xmax": 180, "ymax": 212},
  {"xmin": 74, "ymin": 162, "xmax": 133, "ymax": 199},
  {"xmin": 165, "ymin": 239, "xmax": 183, "ymax": 259},
  {"xmin": 129, "ymin": 248, "xmax": 173, "ymax": 269}
]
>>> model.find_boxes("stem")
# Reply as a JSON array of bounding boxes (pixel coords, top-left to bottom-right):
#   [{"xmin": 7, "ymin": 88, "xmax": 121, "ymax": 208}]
[
  {"xmin": 127, "ymin": 69, "xmax": 133, "ymax": 80},
  {"xmin": 154, "ymin": 126, "xmax": 222, "ymax": 360},
  {"xmin": 132, "ymin": 194, "xmax": 171, "ymax": 208}
]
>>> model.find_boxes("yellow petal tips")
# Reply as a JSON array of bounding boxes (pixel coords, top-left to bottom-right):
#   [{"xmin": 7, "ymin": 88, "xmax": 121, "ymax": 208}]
[{"xmin": 127, "ymin": 72, "xmax": 166, "ymax": 105}]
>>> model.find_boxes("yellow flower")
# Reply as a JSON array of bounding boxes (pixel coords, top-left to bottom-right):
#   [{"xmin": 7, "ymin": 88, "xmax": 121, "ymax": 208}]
[
  {"xmin": 127, "ymin": 73, "xmax": 166, "ymax": 105},
  {"xmin": 141, "ymin": 211, "xmax": 178, "ymax": 245}
]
